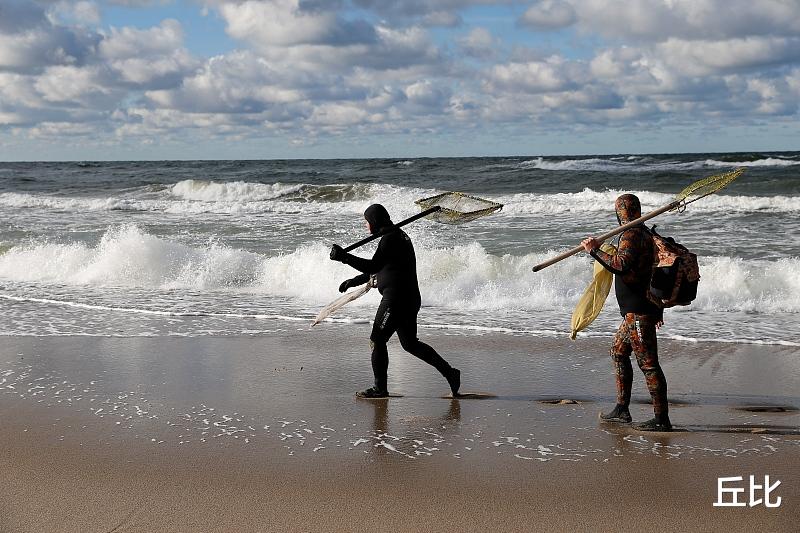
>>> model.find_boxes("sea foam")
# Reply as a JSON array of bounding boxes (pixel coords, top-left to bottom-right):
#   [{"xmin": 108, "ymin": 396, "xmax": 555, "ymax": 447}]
[
  {"xmin": 2, "ymin": 184, "xmax": 797, "ymax": 217},
  {"xmin": 497, "ymin": 189, "xmax": 800, "ymax": 215},
  {"xmin": 170, "ymin": 180, "xmax": 304, "ymax": 202},
  {"xmin": 0, "ymin": 225, "xmax": 797, "ymax": 315}
]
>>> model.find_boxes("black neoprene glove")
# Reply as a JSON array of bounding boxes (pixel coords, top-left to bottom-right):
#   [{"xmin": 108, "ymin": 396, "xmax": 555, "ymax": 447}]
[
  {"xmin": 330, "ymin": 244, "xmax": 346, "ymax": 262},
  {"xmin": 338, "ymin": 279, "xmax": 352, "ymax": 293}
]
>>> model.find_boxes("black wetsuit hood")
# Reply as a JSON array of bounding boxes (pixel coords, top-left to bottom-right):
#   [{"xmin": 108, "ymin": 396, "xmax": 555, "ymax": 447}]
[{"xmin": 364, "ymin": 204, "xmax": 393, "ymax": 234}]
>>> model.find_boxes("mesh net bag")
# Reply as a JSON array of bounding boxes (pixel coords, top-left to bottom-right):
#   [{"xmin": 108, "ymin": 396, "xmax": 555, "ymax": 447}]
[
  {"xmin": 414, "ymin": 192, "xmax": 503, "ymax": 224},
  {"xmin": 676, "ymin": 167, "xmax": 744, "ymax": 206}
]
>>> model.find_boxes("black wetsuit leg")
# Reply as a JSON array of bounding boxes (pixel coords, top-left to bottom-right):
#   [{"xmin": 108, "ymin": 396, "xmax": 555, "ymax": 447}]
[
  {"xmin": 394, "ymin": 306, "xmax": 453, "ymax": 376},
  {"xmin": 370, "ymin": 296, "xmax": 453, "ymax": 390},
  {"xmin": 369, "ymin": 297, "xmax": 394, "ymax": 391}
]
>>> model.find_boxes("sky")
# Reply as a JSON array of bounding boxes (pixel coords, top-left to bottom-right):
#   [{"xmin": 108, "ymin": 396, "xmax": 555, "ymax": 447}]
[{"xmin": 0, "ymin": 0, "xmax": 798, "ymax": 160}]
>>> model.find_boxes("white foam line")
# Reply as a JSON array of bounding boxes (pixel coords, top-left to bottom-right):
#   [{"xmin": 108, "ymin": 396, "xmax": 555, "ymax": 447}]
[
  {"xmin": 0, "ymin": 293, "xmax": 306, "ymax": 322},
  {"xmin": 1, "ymin": 292, "xmax": 796, "ymax": 347},
  {"xmin": 421, "ymin": 322, "xmax": 800, "ymax": 347}
]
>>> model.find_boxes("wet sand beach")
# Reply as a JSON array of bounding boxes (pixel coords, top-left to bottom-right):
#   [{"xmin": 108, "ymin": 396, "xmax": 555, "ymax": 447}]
[{"xmin": 1, "ymin": 327, "xmax": 798, "ymax": 532}]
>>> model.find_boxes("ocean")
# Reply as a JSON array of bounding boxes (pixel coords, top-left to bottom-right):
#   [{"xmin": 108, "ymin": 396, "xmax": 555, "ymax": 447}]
[{"xmin": 0, "ymin": 153, "xmax": 798, "ymax": 345}]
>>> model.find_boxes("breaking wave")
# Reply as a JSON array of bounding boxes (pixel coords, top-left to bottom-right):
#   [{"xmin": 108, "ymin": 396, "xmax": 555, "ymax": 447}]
[
  {"xmin": 497, "ymin": 189, "xmax": 800, "ymax": 215},
  {"xmin": 1, "ymin": 183, "xmax": 798, "ymax": 217},
  {"xmin": 0, "ymin": 225, "xmax": 797, "ymax": 315},
  {"xmin": 170, "ymin": 180, "xmax": 305, "ymax": 202}
]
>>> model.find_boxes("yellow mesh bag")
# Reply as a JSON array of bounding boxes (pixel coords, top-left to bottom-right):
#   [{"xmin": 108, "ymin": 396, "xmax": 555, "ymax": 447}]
[{"xmin": 570, "ymin": 243, "xmax": 617, "ymax": 339}]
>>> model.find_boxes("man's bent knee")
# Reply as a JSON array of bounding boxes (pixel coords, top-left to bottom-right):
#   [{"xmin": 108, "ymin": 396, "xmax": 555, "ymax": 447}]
[{"xmin": 399, "ymin": 337, "xmax": 421, "ymax": 352}]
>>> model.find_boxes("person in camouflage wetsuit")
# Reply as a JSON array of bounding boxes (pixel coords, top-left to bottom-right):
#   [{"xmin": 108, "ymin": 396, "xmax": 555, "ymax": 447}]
[{"xmin": 581, "ymin": 194, "xmax": 671, "ymax": 432}]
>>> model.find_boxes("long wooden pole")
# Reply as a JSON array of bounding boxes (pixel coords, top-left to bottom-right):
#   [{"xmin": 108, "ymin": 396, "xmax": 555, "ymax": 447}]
[
  {"xmin": 531, "ymin": 201, "xmax": 680, "ymax": 272},
  {"xmin": 343, "ymin": 206, "xmax": 441, "ymax": 252}
]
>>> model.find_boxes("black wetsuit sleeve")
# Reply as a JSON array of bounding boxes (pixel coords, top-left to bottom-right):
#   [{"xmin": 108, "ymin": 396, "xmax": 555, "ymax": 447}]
[
  {"xmin": 341, "ymin": 235, "xmax": 389, "ymax": 274},
  {"xmin": 347, "ymin": 273, "xmax": 370, "ymax": 286},
  {"xmin": 590, "ymin": 248, "xmax": 625, "ymax": 275}
]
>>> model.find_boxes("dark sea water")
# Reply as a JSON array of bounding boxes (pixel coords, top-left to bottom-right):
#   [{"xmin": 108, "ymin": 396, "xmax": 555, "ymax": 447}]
[{"xmin": 0, "ymin": 152, "xmax": 798, "ymax": 344}]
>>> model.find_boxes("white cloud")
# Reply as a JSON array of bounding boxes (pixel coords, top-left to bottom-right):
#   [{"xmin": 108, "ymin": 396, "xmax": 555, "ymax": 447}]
[
  {"xmin": 0, "ymin": 25, "xmax": 99, "ymax": 73},
  {"xmin": 2, "ymin": 0, "xmax": 799, "ymax": 152},
  {"xmin": 744, "ymin": 78, "xmax": 798, "ymax": 115},
  {"xmin": 34, "ymin": 65, "xmax": 109, "ymax": 103},
  {"xmin": 111, "ymin": 52, "xmax": 198, "ymax": 86},
  {"xmin": 488, "ymin": 57, "xmax": 582, "ymax": 93},
  {"xmin": 458, "ymin": 27, "xmax": 498, "ymax": 59},
  {"xmin": 28, "ymin": 120, "xmax": 101, "ymax": 138},
  {"xmin": 787, "ymin": 68, "xmax": 800, "ymax": 96},
  {"xmin": 350, "ymin": 0, "xmax": 506, "ymax": 21},
  {"xmin": 219, "ymin": 0, "xmax": 375, "ymax": 47},
  {"xmin": 107, "ymin": 0, "xmax": 165, "ymax": 5},
  {"xmin": 216, "ymin": 1, "xmax": 444, "ymax": 75},
  {"xmin": 657, "ymin": 36, "xmax": 800, "ymax": 76},
  {"xmin": 49, "ymin": 1, "xmax": 102, "ymax": 26},
  {"xmin": 520, "ymin": 0, "xmax": 577, "ymax": 30},
  {"xmin": 145, "ymin": 51, "xmax": 306, "ymax": 113},
  {"xmin": 0, "ymin": 73, "xmax": 41, "ymax": 107},
  {"xmin": 308, "ymin": 102, "xmax": 379, "ymax": 128},
  {"xmin": 99, "ymin": 19, "xmax": 185, "ymax": 59},
  {"xmin": 99, "ymin": 20, "xmax": 199, "ymax": 86},
  {"xmin": 567, "ymin": 0, "xmax": 800, "ymax": 42},
  {"xmin": 404, "ymin": 79, "xmax": 450, "ymax": 107}
]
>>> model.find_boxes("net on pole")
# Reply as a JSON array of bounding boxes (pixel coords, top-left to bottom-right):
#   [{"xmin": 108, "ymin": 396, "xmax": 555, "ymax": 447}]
[
  {"xmin": 414, "ymin": 192, "xmax": 503, "ymax": 224},
  {"xmin": 675, "ymin": 167, "xmax": 744, "ymax": 206}
]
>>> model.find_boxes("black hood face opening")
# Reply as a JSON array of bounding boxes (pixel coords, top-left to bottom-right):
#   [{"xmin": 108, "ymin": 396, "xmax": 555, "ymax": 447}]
[
  {"xmin": 364, "ymin": 204, "xmax": 392, "ymax": 234},
  {"xmin": 615, "ymin": 194, "xmax": 642, "ymax": 225}
]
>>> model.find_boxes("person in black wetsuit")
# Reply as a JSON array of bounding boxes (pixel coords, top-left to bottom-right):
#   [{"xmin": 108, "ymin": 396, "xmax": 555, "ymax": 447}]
[{"xmin": 330, "ymin": 204, "xmax": 461, "ymax": 399}]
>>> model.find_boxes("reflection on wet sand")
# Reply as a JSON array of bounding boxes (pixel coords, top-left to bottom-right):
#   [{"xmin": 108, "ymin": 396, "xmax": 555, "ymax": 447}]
[{"xmin": 356, "ymin": 398, "xmax": 462, "ymax": 459}]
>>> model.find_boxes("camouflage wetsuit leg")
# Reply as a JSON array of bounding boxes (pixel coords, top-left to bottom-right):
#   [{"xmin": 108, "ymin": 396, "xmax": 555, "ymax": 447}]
[{"xmin": 610, "ymin": 313, "xmax": 669, "ymax": 418}]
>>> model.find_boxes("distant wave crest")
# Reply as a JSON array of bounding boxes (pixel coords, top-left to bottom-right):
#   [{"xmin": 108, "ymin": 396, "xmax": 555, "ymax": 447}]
[
  {"xmin": 2, "ymin": 183, "xmax": 798, "ymax": 217},
  {"xmin": 517, "ymin": 156, "xmax": 800, "ymax": 172},
  {"xmin": 498, "ymin": 188, "xmax": 800, "ymax": 214}
]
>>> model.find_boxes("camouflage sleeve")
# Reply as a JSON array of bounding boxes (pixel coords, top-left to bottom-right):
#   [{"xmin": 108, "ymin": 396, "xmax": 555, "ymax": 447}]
[{"xmin": 591, "ymin": 230, "xmax": 638, "ymax": 275}]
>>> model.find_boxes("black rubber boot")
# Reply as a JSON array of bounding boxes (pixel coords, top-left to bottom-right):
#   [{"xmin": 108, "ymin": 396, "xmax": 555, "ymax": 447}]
[
  {"xmin": 633, "ymin": 416, "xmax": 672, "ymax": 432},
  {"xmin": 599, "ymin": 404, "xmax": 632, "ymax": 424},
  {"xmin": 356, "ymin": 386, "xmax": 389, "ymax": 399},
  {"xmin": 446, "ymin": 368, "xmax": 461, "ymax": 396}
]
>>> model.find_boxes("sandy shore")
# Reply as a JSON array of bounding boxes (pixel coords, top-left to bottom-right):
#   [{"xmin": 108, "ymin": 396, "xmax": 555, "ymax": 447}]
[{"xmin": 1, "ymin": 327, "xmax": 798, "ymax": 532}]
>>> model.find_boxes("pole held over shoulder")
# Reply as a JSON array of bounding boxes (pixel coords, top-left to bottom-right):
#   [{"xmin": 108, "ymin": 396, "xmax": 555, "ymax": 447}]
[
  {"xmin": 531, "ymin": 168, "xmax": 744, "ymax": 272},
  {"xmin": 339, "ymin": 192, "xmax": 503, "ymax": 253},
  {"xmin": 532, "ymin": 202, "xmax": 678, "ymax": 272}
]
